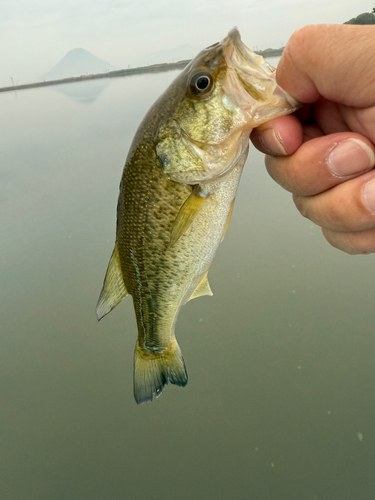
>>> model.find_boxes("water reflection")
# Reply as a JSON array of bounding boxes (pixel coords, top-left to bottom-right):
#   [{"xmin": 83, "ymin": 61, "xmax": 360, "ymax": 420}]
[
  {"xmin": 1, "ymin": 70, "xmax": 375, "ymax": 500},
  {"xmin": 54, "ymin": 79, "xmax": 112, "ymax": 104}
]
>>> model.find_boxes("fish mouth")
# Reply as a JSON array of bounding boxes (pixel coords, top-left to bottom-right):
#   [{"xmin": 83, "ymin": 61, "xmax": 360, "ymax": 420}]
[
  {"xmin": 222, "ymin": 27, "xmax": 277, "ymax": 98},
  {"xmin": 224, "ymin": 28, "xmax": 277, "ymax": 78},
  {"xmin": 220, "ymin": 28, "xmax": 300, "ymax": 120}
]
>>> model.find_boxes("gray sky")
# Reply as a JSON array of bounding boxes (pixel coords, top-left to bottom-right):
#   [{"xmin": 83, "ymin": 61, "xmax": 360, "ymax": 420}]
[{"xmin": 0, "ymin": 0, "xmax": 370, "ymax": 86}]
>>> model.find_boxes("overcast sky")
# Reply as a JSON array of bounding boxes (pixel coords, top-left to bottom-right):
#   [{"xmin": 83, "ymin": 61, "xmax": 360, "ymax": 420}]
[{"xmin": 0, "ymin": 0, "xmax": 370, "ymax": 86}]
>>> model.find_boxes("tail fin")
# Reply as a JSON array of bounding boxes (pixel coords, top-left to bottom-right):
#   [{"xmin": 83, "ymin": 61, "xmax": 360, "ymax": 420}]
[{"xmin": 134, "ymin": 340, "xmax": 188, "ymax": 404}]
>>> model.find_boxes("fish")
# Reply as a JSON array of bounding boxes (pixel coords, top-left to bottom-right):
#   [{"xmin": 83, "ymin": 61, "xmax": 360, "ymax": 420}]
[{"xmin": 96, "ymin": 28, "xmax": 300, "ymax": 404}]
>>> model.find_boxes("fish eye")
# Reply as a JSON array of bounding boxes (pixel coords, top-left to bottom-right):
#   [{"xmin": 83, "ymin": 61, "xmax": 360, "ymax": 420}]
[{"xmin": 189, "ymin": 70, "xmax": 214, "ymax": 97}]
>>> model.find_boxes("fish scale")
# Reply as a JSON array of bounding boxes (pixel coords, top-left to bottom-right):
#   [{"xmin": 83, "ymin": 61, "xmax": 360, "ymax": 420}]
[{"xmin": 96, "ymin": 28, "xmax": 301, "ymax": 404}]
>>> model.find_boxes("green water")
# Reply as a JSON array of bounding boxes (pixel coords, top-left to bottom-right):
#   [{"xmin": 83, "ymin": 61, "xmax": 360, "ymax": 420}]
[{"xmin": 1, "ymin": 68, "xmax": 375, "ymax": 500}]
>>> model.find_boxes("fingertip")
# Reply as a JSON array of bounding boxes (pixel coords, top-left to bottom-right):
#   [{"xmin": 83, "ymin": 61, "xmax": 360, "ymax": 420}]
[
  {"xmin": 272, "ymin": 115, "xmax": 304, "ymax": 155},
  {"xmin": 251, "ymin": 115, "xmax": 303, "ymax": 156},
  {"xmin": 327, "ymin": 138, "xmax": 375, "ymax": 178},
  {"xmin": 322, "ymin": 227, "xmax": 375, "ymax": 255},
  {"xmin": 259, "ymin": 128, "xmax": 287, "ymax": 155}
]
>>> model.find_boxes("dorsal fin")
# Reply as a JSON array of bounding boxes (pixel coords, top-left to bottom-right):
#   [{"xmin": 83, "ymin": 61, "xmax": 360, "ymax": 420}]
[
  {"xmin": 170, "ymin": 186, "xmax": 208, "ymax": 247},
  {"xmin": 96, "ymin": 244, "xmax": 129, "ymax": 321},
  {"xmin": 188, "ymin": 271, "xmax": 213, "ymax": 302}
]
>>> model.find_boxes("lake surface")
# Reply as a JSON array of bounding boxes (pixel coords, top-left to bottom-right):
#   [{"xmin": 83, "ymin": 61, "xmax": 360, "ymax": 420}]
[{"xmin": 1, "ymin": 63, "xmax": 375, "ymax": 500}]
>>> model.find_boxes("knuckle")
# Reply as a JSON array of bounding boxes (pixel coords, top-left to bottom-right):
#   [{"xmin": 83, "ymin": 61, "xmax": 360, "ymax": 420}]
[
  {"xmin": 285, "ymin": 25, "xmax": 314, "ymax": 60},
  {"xmin": 289, "ymin": 171, "xmax": 313, "ymax": 197},
  {"xmin": 266, "ymin": 156, "xmax": 304, "ymax": 194},
  {"xmin": 293, "ymin": 194, "xmax": 309, "ymax": 218},
  {"xmin": 325, "ymin": 184, "xmax": 374, "ymax": 231},
  {"xmin": 325, "ymin": 195, "xmax": 351, "ymax": 230},
  {"xmin": 264, "ymin": 155, "xmax": 279, "ymax": 181}
]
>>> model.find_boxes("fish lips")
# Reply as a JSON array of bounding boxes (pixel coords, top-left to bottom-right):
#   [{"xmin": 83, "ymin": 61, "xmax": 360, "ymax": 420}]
[{"xmin": 222, "ymin": 28, "xmax": 301, "ymax": 123}]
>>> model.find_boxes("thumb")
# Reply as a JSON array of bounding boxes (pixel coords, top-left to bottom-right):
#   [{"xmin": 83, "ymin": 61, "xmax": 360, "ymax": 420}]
[{"xmin": 276, "ymin": 24, "xmax": 375, "ymax": 107}]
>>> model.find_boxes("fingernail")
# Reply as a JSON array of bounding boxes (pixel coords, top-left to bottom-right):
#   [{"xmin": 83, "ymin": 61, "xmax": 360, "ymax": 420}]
[
  {"xmin": 327, "ymin": 139, "xmax": 375, "ymax": 177},
  {"xmin": 259, "ymin": 128, "xmax": 287, "ymax": 156},
  {"xmin": 363, "ymin": 177, "xmax": 375, "ymax": 214}
]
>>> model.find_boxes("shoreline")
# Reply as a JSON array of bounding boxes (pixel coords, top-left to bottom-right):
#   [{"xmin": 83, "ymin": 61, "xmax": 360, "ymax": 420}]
[{"xmin": 0, "ymin": 48, "xmax": 283, "ymax": 94}]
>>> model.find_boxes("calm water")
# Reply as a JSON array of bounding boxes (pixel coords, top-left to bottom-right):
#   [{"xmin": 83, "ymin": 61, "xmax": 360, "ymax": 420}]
[{"xmin": 1, "ymin": 65, "xmax": 375, "ymax": 500}]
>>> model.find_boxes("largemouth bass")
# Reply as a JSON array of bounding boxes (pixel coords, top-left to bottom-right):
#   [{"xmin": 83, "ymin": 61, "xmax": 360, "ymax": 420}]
[{"xmin": 96, "ymin": 28, "xmax": 299, "ymax": 404}]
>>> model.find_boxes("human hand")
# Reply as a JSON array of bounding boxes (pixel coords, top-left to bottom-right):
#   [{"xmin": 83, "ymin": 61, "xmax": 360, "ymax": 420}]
[{"xmin": 251, "ymin": 24, "xmax": 375, "ymax": 254}]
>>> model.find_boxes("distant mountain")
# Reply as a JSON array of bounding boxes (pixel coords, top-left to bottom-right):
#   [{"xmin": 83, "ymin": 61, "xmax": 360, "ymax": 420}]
[
  {"xmin": 131, "ymin": 44, "xmax": 202, "ymax": 67},
  {"xmin": 345, "ymin": 12, "xmax": 375, "ymax": 24},
  {"xmin": 41, "ymin": 48, "xmax": 118, "ymax": 81}
]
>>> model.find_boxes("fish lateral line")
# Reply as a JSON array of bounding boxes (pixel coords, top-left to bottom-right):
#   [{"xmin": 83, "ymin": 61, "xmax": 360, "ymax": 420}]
[{"xmin": 96, "ymin": 28, "xmax": 302, "ymax": 404}]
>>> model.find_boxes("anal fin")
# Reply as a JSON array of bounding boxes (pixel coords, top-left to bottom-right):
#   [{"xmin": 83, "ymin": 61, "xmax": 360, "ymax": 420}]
[
  {"xmin": 96, "ymin": 243, "xmax": 129, "ymax": 321},
  {"xmin": 188, "ymin": 271, "xmax": 213, "ymax": 302}
]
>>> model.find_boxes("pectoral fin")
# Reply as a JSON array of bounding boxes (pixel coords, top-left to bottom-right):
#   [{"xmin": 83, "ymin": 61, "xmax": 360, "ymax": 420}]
[
  {"xmin": 188, "ymin": 271, "xmax": 213, "ymax": 302},
  {"xmin": 96, "ymin": 244, "xmax": 129, "ymax": 321},
  {"xmin": 170, "ymin": 186, "xmax": 208, "ymax": 247}
]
